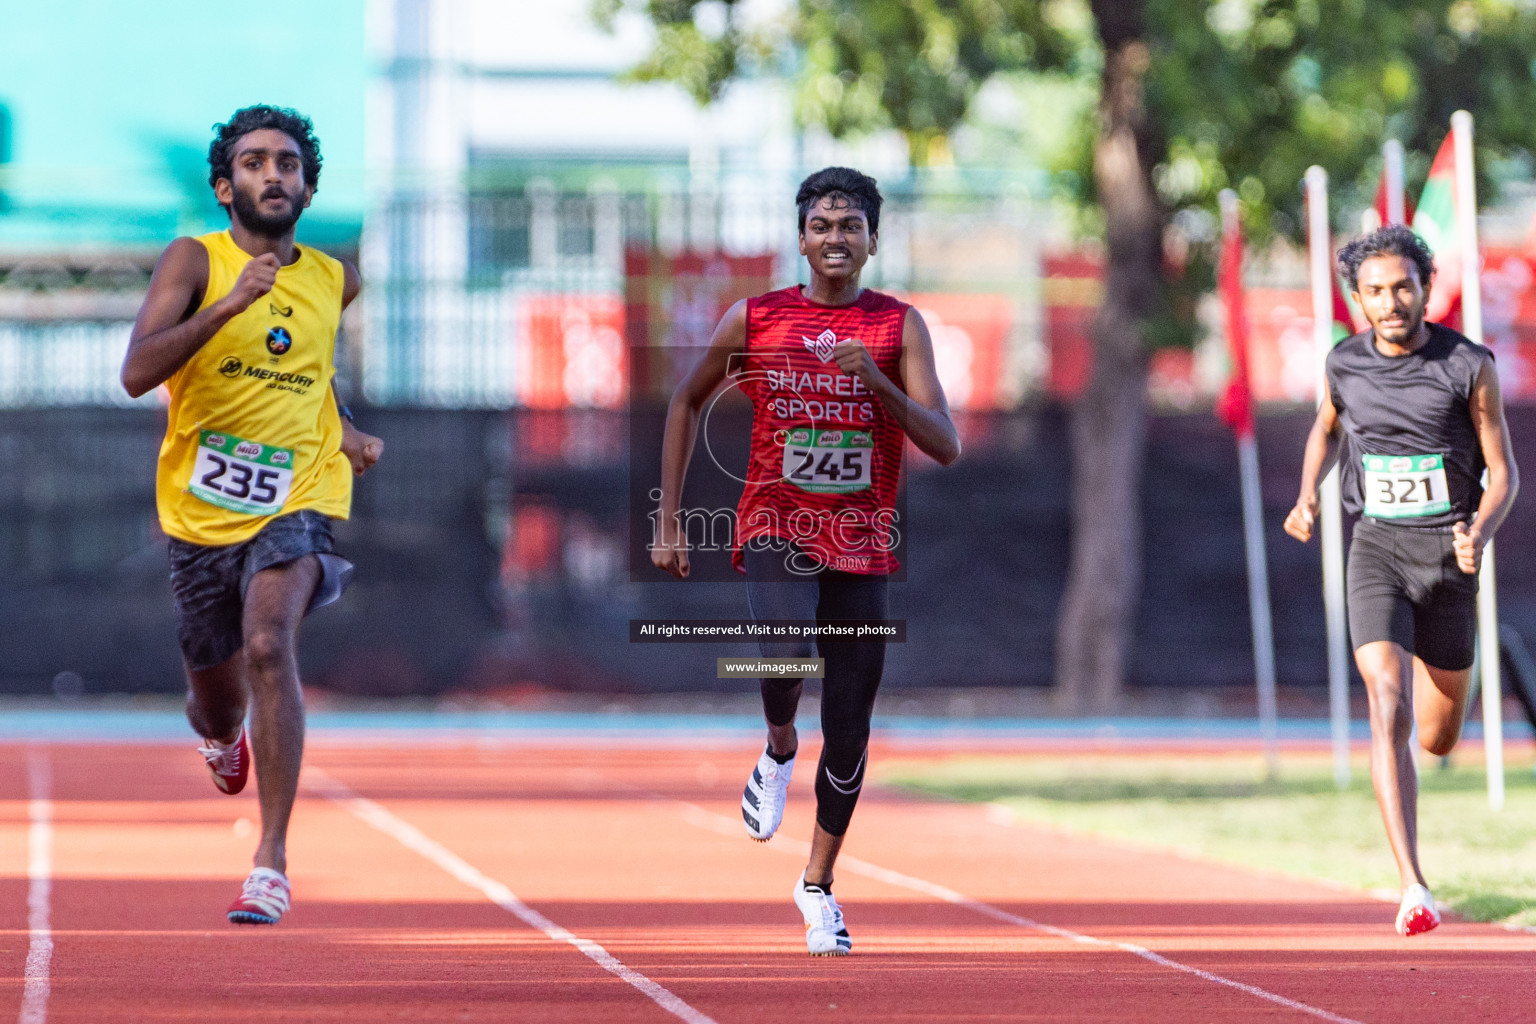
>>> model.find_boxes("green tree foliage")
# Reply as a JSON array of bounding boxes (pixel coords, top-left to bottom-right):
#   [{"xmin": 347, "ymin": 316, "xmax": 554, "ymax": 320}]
[
  {"xmin": 601, "ymin": 0, "xmax": 1536, "ymax": 240},
  {"xmin": 1153, "ymin": 0, "xmax": 1536, "ymax": 239}
]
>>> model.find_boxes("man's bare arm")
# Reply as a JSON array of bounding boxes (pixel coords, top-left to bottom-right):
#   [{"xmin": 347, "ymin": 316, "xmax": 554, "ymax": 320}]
[
  {"xmin": 892, "ymin": 308, "xmax": 960, "ymax": 465},
  {"xmin": 1454, "ymin": 354, "xmax": 1520, "ymax": 573},
  {"xmin": 340, "ymin": 258, "xmax": 361, "ymax": 311},
  {"xmin": 652, "ymin": 300, "xmax": 747, "ymax": 579},
  {"xmin": 829, "ymin": 308, "xmax": 960, "ymax": 466},
  {"xmin": 1283, "ymin": 391, "xmax": 1342, "ymax": 543},
  {"xmin": 121, "ymin": 239, "xmax": 278, "ymax": 398}
]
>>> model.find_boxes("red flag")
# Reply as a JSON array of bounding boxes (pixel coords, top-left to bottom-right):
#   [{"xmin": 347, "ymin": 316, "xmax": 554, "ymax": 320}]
[
  {"xmin": 1332, "ymin": 270, "xmax": 1368, "ymax": 334},
  {"xmin": 1413, "ymin": 132, "xmax": 1462, "ymax": 326},
  {"xmin": 1216, "ymin": 204, "xmax": 1254, "ymax": 438}
]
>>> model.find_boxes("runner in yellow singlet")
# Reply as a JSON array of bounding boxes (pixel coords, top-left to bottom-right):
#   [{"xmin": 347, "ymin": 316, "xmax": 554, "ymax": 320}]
[{"xmin": 121, "ymin": 105, "xmax": 383, "ymax": 925}]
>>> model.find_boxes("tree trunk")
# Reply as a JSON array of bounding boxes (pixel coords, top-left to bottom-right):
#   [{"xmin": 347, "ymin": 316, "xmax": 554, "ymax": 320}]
[{"xmin": 1054, "ymin": 4, "xmax": 1164, "ymax": 713}]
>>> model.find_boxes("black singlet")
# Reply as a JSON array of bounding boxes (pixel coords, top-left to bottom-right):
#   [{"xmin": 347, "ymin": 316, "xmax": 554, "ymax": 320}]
[{"xmin": 1326, "ymin": 322, "xmax": 1489, "ymax": 528}]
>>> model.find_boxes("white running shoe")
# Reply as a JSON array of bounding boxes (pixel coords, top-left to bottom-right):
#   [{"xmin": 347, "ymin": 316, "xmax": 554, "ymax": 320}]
[
  {"xmin": 1396, "ymin": 883, "xmax": 1440, "ymax": 936},
  {"xmin": 793, "ymin": 874, "xmax": 851, "ymax": 956},
  {"xmin": 742, "ymin": 746, "xmax": 794, "ymax": 841},
  {"xmin": 228, "ymin": 867, "xmax": 291, "ymax": 925}
]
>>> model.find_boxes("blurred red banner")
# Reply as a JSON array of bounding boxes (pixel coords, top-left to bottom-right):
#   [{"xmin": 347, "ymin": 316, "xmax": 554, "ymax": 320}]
[
  {"xmin": 905, "ymin": 292, "xmax": 1012, "ymax": 410},
  {"xmin": 1043, "ymin": 246, "xmax": 1536, "ymax": 405},
  {"xmin": 515, "ymin": 294, "xmax": 626, "ymax": 409},
  {"xmin": 624, "ymin": 248, "xmax": 776, "ymax": 401}
]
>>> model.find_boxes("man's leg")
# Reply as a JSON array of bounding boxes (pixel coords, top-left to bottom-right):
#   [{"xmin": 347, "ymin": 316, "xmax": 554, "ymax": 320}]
[
  {"xmin": 786, "ymin": 571, "xmax": 885, "ymax": 956},
  {"xmin": 745, "ymin": 544, "xmax": 819, "ymax": 758},
  {"xmin": 1414, "ymin": 658, "xmax": 1473, "ymax": 757},
  {"xmin": 740, "ymin": 559, "xmax": 818, "ymax": 841},
  {"xmin": 241, "ymin": 555, "xmax": 321, "ymax": 875},
  {"xmin": 804, "ymin": 826, "xmax": 845, "ymax": 888},
  {"xmin": 186, "ymin": 655, "xmax": 248, "ymax": 744},
  {"xmin": 803, "ymin": 571, "xmax": 886, "ymax": 888},
  {"xmin": 763, "ymin": 680, "xmax": 802, "ymax": 759},
  {"xmin": 1355, "ymin": 640, "xmax": 1426, "ymax": 890}
]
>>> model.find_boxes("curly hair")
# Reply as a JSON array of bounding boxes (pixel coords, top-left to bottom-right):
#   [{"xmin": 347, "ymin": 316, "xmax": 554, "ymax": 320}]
[
  {"xmin": 1337, "ymin": 224, "xmax": 1436, "ymax": 292},
  {"xmin": 796, "ymin": 166, "xmax": 882, "ymax": 234},
  {"xmin": 207, "ymin": 105, "xmax": 323, "ymax": 202}
]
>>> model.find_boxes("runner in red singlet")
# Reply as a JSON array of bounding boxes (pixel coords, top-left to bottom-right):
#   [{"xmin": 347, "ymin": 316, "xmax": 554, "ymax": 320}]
[
  {"xmin": 731, "ymin": 285, "xmax": 909, "ymax": 575},
  {"xmin": 653, "ymin": 167, "xmax": 960, "ymax": 956}
]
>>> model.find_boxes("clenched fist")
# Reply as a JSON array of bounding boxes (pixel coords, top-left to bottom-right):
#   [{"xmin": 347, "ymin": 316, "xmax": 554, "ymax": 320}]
[
  {"xmin": 340, "ymin": 419, "xmax": 384, "ymax": 476},
  {"xmin": 832, "ymin": 338, "xmax": 882, "ymax": 389},
  {"xmin": 1284, "ymin": 495, "xmax": 1318, "ymax": 543},
  {"xmin": 224, "ymin": 254, "xmax": 280, "ymax": 314},
  {"xmin": 651, "ymin": 520, "xmax": 691, "ymax": 580},
  {"xmin": 1452, "ymin": 521, "xmax": 1484, "ymax": 575}
]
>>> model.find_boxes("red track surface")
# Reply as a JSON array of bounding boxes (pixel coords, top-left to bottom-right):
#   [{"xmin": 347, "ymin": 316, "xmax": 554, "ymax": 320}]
[{"xmin": 1, "ymin": 738, "xmax": 1534, "ymax": 1022}]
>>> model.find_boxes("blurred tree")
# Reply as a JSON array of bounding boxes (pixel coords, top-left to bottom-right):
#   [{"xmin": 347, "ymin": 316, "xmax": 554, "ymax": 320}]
[{"xmin": 601, "ymin": 0, "xmax": 1536, "ymax": 710}]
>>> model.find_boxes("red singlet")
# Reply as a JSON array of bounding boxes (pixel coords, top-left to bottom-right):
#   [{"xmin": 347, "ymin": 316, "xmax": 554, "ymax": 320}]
[{"xmin": 732, "ymin": 285, "xmax": 909, "ymax": 575}]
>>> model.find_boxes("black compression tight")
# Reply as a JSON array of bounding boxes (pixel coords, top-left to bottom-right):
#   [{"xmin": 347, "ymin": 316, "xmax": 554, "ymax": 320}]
[{"xmin": 743, "ymin": 538, "xmax": 888, "ymax": 837}]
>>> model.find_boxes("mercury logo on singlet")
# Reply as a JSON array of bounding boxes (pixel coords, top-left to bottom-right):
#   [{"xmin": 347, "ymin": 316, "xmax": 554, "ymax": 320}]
[{"xmin": 242, "ymin": 365, "xmax": 316, "ymax": 395}]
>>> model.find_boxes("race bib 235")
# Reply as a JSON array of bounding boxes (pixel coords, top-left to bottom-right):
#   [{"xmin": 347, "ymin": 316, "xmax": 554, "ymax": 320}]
[{"xmin": 188, "ymin": 429, "xmax": 294, "ymax": 516}]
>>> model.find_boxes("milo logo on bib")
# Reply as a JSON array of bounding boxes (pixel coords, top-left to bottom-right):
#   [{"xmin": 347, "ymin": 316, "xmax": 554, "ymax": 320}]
[{"xmin": 1363, "ymin": 452, "xmax": 1450, "ymax": 519}]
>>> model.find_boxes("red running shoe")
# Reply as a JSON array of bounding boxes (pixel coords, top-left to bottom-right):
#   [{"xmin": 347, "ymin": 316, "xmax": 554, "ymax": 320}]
[
  {"xmin": 1396, "ymin": 884, "xmax": 1441, "ymax": 937},
  {"xmin": 227, "ymin": 868, "xmax": 290, "ymax": 925},
  {"xmin": 197, "ymin": 728, "xmax": 249, "ymax": 795}
]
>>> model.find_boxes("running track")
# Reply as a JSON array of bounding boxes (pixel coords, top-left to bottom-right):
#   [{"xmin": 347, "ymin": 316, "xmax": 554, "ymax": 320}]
[{"xmin": 1, "ymin": 729, "xmax": 1534, "ymax": 1022}]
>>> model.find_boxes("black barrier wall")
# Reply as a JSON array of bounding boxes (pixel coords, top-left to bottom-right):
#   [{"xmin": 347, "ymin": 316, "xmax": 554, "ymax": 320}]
[
  {"xmin": 0, "ymin": 408, "xmax": 502, "ymax": 696},
  {"xmin": 5, "ymin": 406, "xmax": 1536, "ymax": 696}
]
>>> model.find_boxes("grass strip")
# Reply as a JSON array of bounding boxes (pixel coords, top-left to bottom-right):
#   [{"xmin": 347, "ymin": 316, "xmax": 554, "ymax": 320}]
[{"xmin": 879, "ymin": 748, "xmax": 1536, "ymax": 927}]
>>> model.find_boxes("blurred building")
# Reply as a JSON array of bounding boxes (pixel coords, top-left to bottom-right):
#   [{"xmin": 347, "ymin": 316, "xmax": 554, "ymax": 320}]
[
  {"xmin": 368, "ymin": 0, "xmax": 830, "ymax": 407},
  {"xmin": 0, "ymin": 0, "xmax": 367, "ymax": 406}
]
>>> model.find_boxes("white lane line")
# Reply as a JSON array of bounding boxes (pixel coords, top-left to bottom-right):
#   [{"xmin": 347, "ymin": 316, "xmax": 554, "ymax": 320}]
[
  {"xmin": 677, "ymin": 802, "xmax": 1364, "ymax": 1024},
  {"xmin": 305, "ymin": 768, "xmax": 718, "ymax": 1024},
  {"xmin": 19, "ymin": 749, "xmax": 52, "ymax": 1024}
]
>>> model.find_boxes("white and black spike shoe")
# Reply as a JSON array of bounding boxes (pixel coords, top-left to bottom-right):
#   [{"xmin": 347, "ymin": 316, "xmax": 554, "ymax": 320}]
[
  {"xmin": 742, "ymin": 745, "xmax": 794, "ymax": 841},
  {"xmin": 793, "ymin": 874, "xmax": 851, "ymax": 956}
]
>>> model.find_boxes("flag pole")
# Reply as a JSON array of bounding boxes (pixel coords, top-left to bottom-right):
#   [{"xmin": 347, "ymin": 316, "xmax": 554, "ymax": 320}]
[
  {"xmin": 1305, "ymin": 167, "xmax": 1351, "ymax": 789},
  {"xmin": 1451, "ymin": 110, "xmax": 1504, "ymax": 810},
  {"xmin": 1221, "ymin": 189, "xmax": 1280, "ymax": 780},
  {"xmin": 1383, "ymin": 140, "xmax": 1406, "ymax": 225}
]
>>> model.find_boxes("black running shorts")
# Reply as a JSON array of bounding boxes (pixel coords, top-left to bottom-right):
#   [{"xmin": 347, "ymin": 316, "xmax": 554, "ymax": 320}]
[
  {"xmin": 1346, "ymin": 517, "xmax": 1477, "ymax": 671},
  {"xmin": 167, "ymin": 509, "xmax": 353, "ymax": 671}
]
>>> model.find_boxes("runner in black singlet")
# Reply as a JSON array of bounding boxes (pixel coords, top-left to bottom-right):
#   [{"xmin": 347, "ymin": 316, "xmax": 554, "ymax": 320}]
[{"xmin": 1284, "ymin": 225, "xmax": 1518, "ymax": 936}]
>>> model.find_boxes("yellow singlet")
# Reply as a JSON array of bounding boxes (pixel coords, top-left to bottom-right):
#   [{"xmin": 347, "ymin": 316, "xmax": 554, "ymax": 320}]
[{"xmin": 155, "ymin": 230, "xmax": 352, "ymax": 546}]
